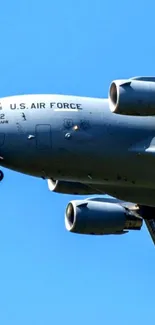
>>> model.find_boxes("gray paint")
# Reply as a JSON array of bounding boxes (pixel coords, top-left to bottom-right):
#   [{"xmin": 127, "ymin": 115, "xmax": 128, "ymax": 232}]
[{"xmin": 0, "ymin": 91, "xmax": 155, "ymax": 206}]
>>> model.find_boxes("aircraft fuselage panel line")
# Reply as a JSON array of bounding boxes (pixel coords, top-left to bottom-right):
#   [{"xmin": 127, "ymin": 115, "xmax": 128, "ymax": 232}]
[{"xmin": 0, "ymin": 77, "xmax": 155, "ymax": 245}]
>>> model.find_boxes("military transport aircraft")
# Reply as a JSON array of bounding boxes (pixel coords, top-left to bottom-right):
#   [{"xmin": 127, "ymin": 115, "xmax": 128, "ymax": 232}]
[{"xmin": 0, "ymin": 76, "xmax": 155, "ymax": 244}]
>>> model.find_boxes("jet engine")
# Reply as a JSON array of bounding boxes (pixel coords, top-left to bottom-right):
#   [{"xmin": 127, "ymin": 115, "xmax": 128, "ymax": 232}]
[
  {"xmin": 47, "ymin": 179, "xmax": 97, "ymax": 195},
  {"xmin": 108, "ymin": 76, "xmax": 155, "ymax": 116},
  {"xmin": 65, "ymin": 199, "xmax": 143, "ymax": 235}
]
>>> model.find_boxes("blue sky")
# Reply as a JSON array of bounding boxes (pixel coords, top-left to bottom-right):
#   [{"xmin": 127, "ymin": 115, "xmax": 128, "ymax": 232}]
[{"xmin": 0, "ymin": 0, "xmax": 155, "ymax": 324}]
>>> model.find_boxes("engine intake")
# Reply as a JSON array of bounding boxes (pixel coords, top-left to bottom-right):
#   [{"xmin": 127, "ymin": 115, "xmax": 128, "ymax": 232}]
[
  {"xmin": 65, "ymin": 200, "xmax": 143, "ymax": 235},
  {"xmin": 109, "ymin": 77, "xmax": 155, "ymax": 116}
]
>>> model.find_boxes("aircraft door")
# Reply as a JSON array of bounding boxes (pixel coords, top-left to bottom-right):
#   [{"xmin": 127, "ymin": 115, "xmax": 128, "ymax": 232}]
[{"xmin": 36, "ymin": 124, "xmax": 52, "ymax": 150}]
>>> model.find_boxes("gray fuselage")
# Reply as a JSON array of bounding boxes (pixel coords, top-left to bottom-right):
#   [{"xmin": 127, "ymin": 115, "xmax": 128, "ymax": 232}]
[{"xmin": 1, "ymin": 94, "xmax": 155, "ymax": 204}]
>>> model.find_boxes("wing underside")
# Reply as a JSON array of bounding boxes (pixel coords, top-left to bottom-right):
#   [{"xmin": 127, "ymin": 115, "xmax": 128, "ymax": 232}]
[
  {"xmin": 88, "ymin": 195, "xmax": 155, "ymax": 245},
  {"xmin": 144, "ymin": 219, "xmax": 155, "ymax": 245}
]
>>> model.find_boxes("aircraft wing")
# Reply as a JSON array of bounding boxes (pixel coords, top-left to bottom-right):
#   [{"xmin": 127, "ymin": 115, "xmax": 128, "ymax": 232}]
[
  {"xmin": 144, "ymin": 219, "xmax": 155, "ymax": 245},
  {"xmin": 86, "ymin": 196, "xmax": 139, "ymax": 210},
  {"xmin": 88, "ymin": 196, "xmax": 155, "ymax": 245}
]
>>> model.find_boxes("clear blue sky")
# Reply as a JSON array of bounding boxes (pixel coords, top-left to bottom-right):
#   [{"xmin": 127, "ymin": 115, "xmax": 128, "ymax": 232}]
[{"xmin": 0, "ymin": 0, "xmax": 155, "ymax": 324}]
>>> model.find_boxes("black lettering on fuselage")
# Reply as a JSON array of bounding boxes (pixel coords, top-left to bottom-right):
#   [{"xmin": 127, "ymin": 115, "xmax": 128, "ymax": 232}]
[
  {"xmin": 9, "ymin": 101, "xmax": 82, "ymax": 110},
  {"xmin": 63, "ymin": 103, "xmax": 69, "ymax": 109},
  {"xmin": 20, "ymin": 103, "xmax": 26, "ymax": 109},
  {"xmin": 50, "ymin": 102, "xmax": 56, "ymax": 108},
  {"xmin": 52, "ymin": 102, "xmax": 82, "ymax": 109},
  {"xmin": 0, "ymin": 120, "xmax": 8, "ymax": 124},
  {"xmin": 70, "ymin": 103, "xmax": 76, "ymax": 109},
  {"xmin": 10, "ymin": 103, "xmax": 16, "ymax": 110},
  {"xmin": 57, "ymin": 103, "xmax": 63, "ymax": 108},
  {"xmin": 31, "ymin": 102, "xmax": 45, "ymax": 109},
  {"xmin": 31, "ymin": 103, "xmax": 36, "ymax": 108},
  {"xmin": 77, "ymin": 104, "xmax": 82, "ymax": 110},
  {"xmin": 40, "ymin": 103, "xmax": 45, "ymax": 108}
]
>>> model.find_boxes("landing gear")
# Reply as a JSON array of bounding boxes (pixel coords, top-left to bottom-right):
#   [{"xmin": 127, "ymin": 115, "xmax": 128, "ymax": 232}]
[{"xmin": 0, "ymin": 170, "xmax": 4, "ymax": 181}]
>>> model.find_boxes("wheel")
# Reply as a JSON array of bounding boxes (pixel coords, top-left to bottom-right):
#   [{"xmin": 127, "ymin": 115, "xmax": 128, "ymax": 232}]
[{"xmin": 0, "ymin": 170, "xmax": 4, "ymax": 181}]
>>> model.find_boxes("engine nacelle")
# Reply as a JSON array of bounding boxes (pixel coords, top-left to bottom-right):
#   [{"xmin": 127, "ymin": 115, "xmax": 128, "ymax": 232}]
[
  {"xmin": 65, "ymin": 200, "xmax": 143, "ymax": 235},
  {"xmin": 108, "ymin": 77, "xmax": 155, "ymax": 116},
  {"xmin": 47, "ymin": 179, "xmax": 97, "ymax": 195}
]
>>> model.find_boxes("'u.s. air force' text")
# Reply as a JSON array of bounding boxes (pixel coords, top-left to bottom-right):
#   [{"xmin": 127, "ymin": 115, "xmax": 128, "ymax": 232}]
[{"xmin": 6, "ymin": 102, "xmax": 82, "ymax": 110}]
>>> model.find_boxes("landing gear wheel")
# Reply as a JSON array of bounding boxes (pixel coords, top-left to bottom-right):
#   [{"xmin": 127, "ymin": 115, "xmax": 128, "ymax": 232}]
[{"xmin": 0, "ymin": 170, "xmax": 4, "ymax": 181}]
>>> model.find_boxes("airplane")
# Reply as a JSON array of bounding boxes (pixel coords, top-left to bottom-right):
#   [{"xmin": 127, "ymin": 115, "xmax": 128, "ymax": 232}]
[{"xmin": 1, "ymin": 76, "xmax": 155, "ymax": 244}]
